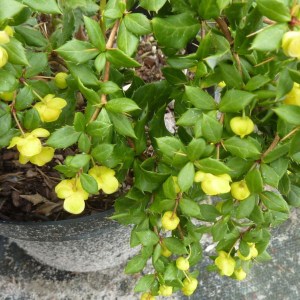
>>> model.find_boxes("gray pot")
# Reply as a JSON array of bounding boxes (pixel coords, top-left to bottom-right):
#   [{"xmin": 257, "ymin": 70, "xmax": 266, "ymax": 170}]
[{"xmin": 0, "ymin": 210, "xmax": 135, "ymax": 272}]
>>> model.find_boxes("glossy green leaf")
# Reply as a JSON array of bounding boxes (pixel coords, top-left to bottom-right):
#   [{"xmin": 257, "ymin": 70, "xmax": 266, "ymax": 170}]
[
  {"xmin": 245, "ymin": 169, "xmax": 264, "ymax": 194},
  {"xmin": 219, "ymin": 90, "xmax": 256, "ymax": 112},
  {"xmin": 23, "ymin": 0, "xmax": 61, "ymax": 14},
  {"xmin": 106, "ymin": 48, "xmax": 141, "ymax": 68},
  {"xmin": 134, "ymin": 275, "xmax": 156, "ymax": 293},
  {"xmin": 56, "ymin": 40, "xmax": 99, "ymax": 64},
  {"xmin": 91, "ymin": 144, "xmax": 115, "ymax": 164},
  {"xmin": 179, "ymin": 198, "xmax": 201, "ymax": 217},
  {"xmin": 164, "ymin": 237, "xmax": 188, "ymax": 255},
  {"xmin": 108, "ymin": 111, "xmax": 137, "ymax": 138},
  {"xmin": 80, "ymin": 173, "xmax": 98, "ymax": 194},
  {"xmin": 195, "ymin": 158, "xmax": 232, "ymax": 175},
  {"xmin": 78, "ymin": 79, "xmax": 101, "ymax": 105},
  {"xmin": 201, "ymin": 114, "xmax": 223, "ymax": 143},
  {"xmin": 136, "ymin": 230, "xmax": 159, "ymax": 246},
  {"xmin": 47, "ymin": 126, "xmax": 81, "ymax": 148},
  {"xmin": 117, "ymin": 21, "xmax": 139, "ymax": 57},
  {"xmin": 260, "ymin": 191, "xmax": 290, "ymax": 213},
  {"xmin": 273, "ymin": 105, "xmax": 300, "ymax": 125},
  {"xmin": 23, "ymin": 108, "xmax": 40, "ymax": 130},
  {"xmin": 139, "ymin": 0, "xmax": 167, "ymax": 11},
  {"xmin": 236, "ymin": 195, "xmax": 256, "ymax": 219},
  {"xmin": 152, "ymin": 13, "xmax": 200, "ymax": 50},
  {"xmin": 184, "ymin": 86, "xmax": 216, "ymax": 110},
  {"xmin": 178, "ymin": 162, "xmax": 195, "ymax": 192},
  {"xmin": 124, "ymin": 13, "xmax": 152, "ymax": 35},
  {"xmin": 187, "ymin": 138, "xmax": 206, "ymax": 161},
  {"xmin": 106, "ymin": 98, "xmax": 140, "ymax": 113},
  {"xmin": 3, "ymin": 38, "xmax": 29, "ymax": 65},
  {"xmin": 0, "ymin": 70, "xmax": 18, "ymax": 93},
  {"xmin": 256, "ymin": 0, "xmax": 291, "ymax": 22},
  {"xmin": 83, "ymin": 16, "xmax": 106, "ymax": 51},
  {"xmin": 125, "ymin": 255, "xmax": 147, "ymax": 274},
  {"xmin": 0, "ymin": 0, "xmax": 25, "ymax": 21},
  {"xmin": 163, "ymin": 176, "xmax": 177, "ymax": 200}
]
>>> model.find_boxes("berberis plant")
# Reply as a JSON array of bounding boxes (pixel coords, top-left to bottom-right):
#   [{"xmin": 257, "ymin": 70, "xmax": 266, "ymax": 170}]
[{"xmin": 1, "ymin": 0, "xmax": 300, "ymax": 298}]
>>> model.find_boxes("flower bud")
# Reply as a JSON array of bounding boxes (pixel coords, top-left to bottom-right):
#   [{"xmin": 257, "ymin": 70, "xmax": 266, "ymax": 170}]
[
  {"xmin": 140, "ymin": 292, "xmax": 155, "ymax": 300},
  {"xmin": 181, "ymin": 277, "xmax": 198, "ymax": 296},
  {"xmin": 161, "ymin": 211, "xmax": 180, "ymax": 231},
  {"xmin": 215, "ymin": 251, "xmax": 236, "ymax": 276},
  {"xmin": 234, "ymin": 267, "xmax": 247, "ymax": 281},
  {"xmin": 54, "ymin": 72, "xmax": 68, "ymax": 89},
  {"xmin": 284, "ymin": 83, "xmax": 300, "ymax": 106},
  {"xmin": 4, "ymin": 26, "xmax": 14, "ymax": 37},
  {"xmin": 0, "ymin": 30, "xmax": 10, "ymax": 44},
  {"xmin": 230, "ymin": 116, "xmax": 254, "ymax": 138},
  {"xmin": 231, "ymin": 180, "xmax": 250, "ymax": 200},
  {"xmin": 159, "ymin": 285, "xmax": 173, "ymax": 296},
  {"xmin": 176, "ymin": 257, "xmax": 189, "ymax": 271},
  {"xmin": 0, "ymin": 46, "xmax": 8, "ymax": 68},
  {"xmin": 282, "ymin": 31, "xmax": 300, "ymax": 59}
]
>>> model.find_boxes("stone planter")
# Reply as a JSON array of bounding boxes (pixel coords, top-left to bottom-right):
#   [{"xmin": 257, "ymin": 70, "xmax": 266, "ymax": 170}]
[{"xmin": 0, "ymin": 210, "xmax": 134, "ymax": 272}]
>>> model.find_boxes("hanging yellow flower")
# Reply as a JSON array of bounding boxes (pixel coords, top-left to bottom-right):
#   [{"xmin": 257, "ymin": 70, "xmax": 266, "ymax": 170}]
[
  {"xmin": 88, "ymin": 165, "xmax": 119, "ymax": 194},
  {"xmin": 0, "ymin": 30, "xmax": 10, "ymax": 44},
  {"xmin": 215, "ymin": 251, "xmax": 236, "ymax": 276},
  {"xmin": 8, "ymin": 128, "xmax": 50, "ymax": 157},
  {"xmin": 34, "ymin": 94, "xmax": 67, "ymax": 122},
  {"xmin": 282, "ymin": 31, "xmax": 300, "ymax": 59},
  {"xmin": 55, "ymin": 178, "xmax": 89, "ymax": 214},
  {"xmin": 284, "ymin": 82, "xmax": 300, "ymax": 106}
]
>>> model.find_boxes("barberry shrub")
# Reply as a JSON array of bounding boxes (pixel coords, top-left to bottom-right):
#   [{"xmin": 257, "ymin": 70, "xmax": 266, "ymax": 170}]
[{"xmin": 1, "ymin": 0, "xmax": 300, "ymax": 298}]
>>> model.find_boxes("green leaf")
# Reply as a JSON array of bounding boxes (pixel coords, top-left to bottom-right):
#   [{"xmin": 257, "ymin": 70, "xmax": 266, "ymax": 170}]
[
  {"xmin": 15, "ymin": 26, "xmax": 48, "ymax": 48},
  {"xmin": 108, "ymin": 111, "xmax": 137, "ymax": 138},
  {"xmin": 23, "ymin": 0, "xmax": 61, "ymax": 14},
  {"xmin": 0, "ymin": 128, "xmax": 19, "ymax": 147},
  {"xmin": 103, "ymin": 8, "xmax": 123, "ymax": 19},
  {"xmin": 178, "ymin": 162, "xmax": 195, "ymax": 192},
  {"xmin": 163, "ymin": 176, "xmax": 177, "ymax": 200},
  {"xmin": 67, "ymin": 62, "xmax": 99, "ymax": 87},
  {"xmin": 256, "ymin": 0, "xmax": 291, "ymax": 22},
  {"xmin": 243, "ymin": 228, "xmax": 263, "ymax": 243},
  {"xmin": 262, "ymin": 143, "xmax": 290, "ymax": 163},
  {"xmin": 134, "ymin": 275, "xmax": 156, "ymax": 293},
  {"xmin": 91, "ymin": 144, "xmax": 115, "ymax": 164},
  {"xmin": 236, "ymin": 195, "xmax": 256, "ymax": 219},
  {"xmin": 195, "ymin": 158, "xmax": 232, "ymax": 175},
  {"xmin": 196, "ymin": 0, "xmax": 220, "ymax": 19},
  {"xmin": 86, "ymin": 120, "xmax": 112, "ymax": 138},
  {"xmin": 212, "ymin": 220, "xmax": 228, "ymax": 242},
  {"xmin": 260, "ymin": 191, "xmax": 290, "ymax": 213},
  {"xmin": 106, "ymin": 48, "xmax": 141, "ymax": 68},
  {"xmin": 74, "ymin": 112, "xmax": 86, "ymax": 132},
  {"xmin": 152, "ymin": 13, "xmax": 200, "ymax": 50},
  {"xmin": 223, "ymin": 137, "xmax": 261, "ymax": 159},
  {"xmin": 56, "ymin": 40, "xmax": 99, "ymax": 64},
  {"xmin": 217, "ymin": 63, "xmax": 243, "ymax": 89},
  {"xmin": 245, "ymin": 75, "xmax": 271, "ymax": 91},
  {"xmin": 164, "ymin": 237, "xmax": 188, "ymax": 255},
  {"xmin": 0, "ymin": 0, "xmax": 25, "ymax": 21},
  {"xmin": 0, "ymin": 110, "xmax": 11, "ymax": 137},
  {"xmin": 289, "ymin": 131, "xmax": 300, "ymax": 161},
  {"xmin": 179, "ymin": 198, "xmax": 201, "ymax": 217},
  {"xmin": 25, "ymin": 52, "xmax": 48, "ymax": 78},
  {"xmin": 3, "ymin": 38, "xmax": 29, "ymax": 65},
  {"xmin": 156, "ymin": 137, "xmax": 186, "ymax": 157},
  {"xmin": 136, "ymin": 230, "xmax": 159, "ymax": 246},
  {"xmin": 251, "ymin": 24, "xmax": 287, "ymax": 52},
  {"xmin": 187, "ymin": 138, "xmax": 206, "ymax": 161},
  {"xmin": 105, "ymin": 98, "xmax": 140, "ymax": 113},
  {"xmin": 65, "ymin": 154, "xmax": 90, "ymax": 168},
  {"xmin": 78, "ymin": 79, "xmax": 101, "ymax": 105},
  {"xmin": 83, "ymin": 16, "xmax": 106, "ymax": 52},
  {"xmin": 78, "ymin": 133, "xmax": 91, "ymax": 153},
  {"xmin": 219, "ymin": 90, "xmax": 256, "ymax": 112},
  {"xmin": 184, "ymin": 86, "xmax": 216, "ymax": 110},
  {"xmin": 23, "ymin": 108, "xmax": 40, "ymax": 130},
  {"xmin": 47, "ymin": 126, "xmax": 81, "ymax": 148},
  {"xmin": 201, "ymin": 114, "xmax": 223, "ymax": 143},
  {"xmin": 133, "ymin": 160, "xmax": 169, "ymax": 192},
  {"xmin": 80, "ymin": 173, "xmax": 98, "ymax": 194},
  {"xmin": 273, "ymin": 105, "xmax": 300, "ymax": 125},
  {"xmin": 245, "ymin": 169, "xmax": 264, "ymax": 194},
  {"xmin": 260, "ymin": 164, "xmax": 280, "ymax": 187},
  {"xmin": 139, "ymin": 0, "xmax": 167, "ymax": 11},
  {"xmin": 125, "ymin": 255, "xmax": 147, "ymax": 274},
  {"xmin": 162, "ymin": 67, "xmax": 187, "ymax": 85},
  {"xmin": 199, "ymin": 204, "xmax": 221, "ymax": 221},
  {"xmin": 124, "ymin": 13, "xmax": 152, "ymax": 35},
  {"xmin": 287, "ymin": 185, "xmax": 300, "ymax": 207},
  {"xmin": 94, "ymin": 53, "xmax": 106, "ymax": 74},
  {"xmin": 99, "ymin": 81, "xmax": 120, "ymax": 94},
  {"xmin": 0, "ymin": 70, "xmax": 18, "ymax": 93},
  {"xmin": 117, "ymin": 21, "xmax": 139, "ymax": 57}
]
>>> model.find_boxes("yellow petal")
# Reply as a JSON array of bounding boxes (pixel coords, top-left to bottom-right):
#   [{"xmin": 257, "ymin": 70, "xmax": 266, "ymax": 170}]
[
  {"xmin": 43, "ymin": 94, "xmax": 55, "ymax": 103},
  {"xmin": 0, "ymin": 31, "xmax": 10, "ymax": 44},
  {"xmin": 31, "ymin": 128, "xmax": 50, "ymax": 138},
  {"xmin": 29, "ymin": 147, "xmax": 54, "ymax": 166},
  {"xmin": 55, "ymin": 179, "xmax": 76, "ymax": 199},
  {"xmin": 18, "ymin": 136, "xmax": 42, "ymax": 157},
  {"xmin": 8, "ymin": 136, "xmax": 23, "ymax": 148},
  {"xmin": 89, "ymin": 166, "xmax": 117, "ymax": 191},
  {"xmin": 63, "ymin": 195, "xmax": 85, "ymax": 214},
  {"xmin": 48, "ymin": 97, "xmax": 67, "ymax": 109},
  {"xmin": 75, "ymin": 180, "xmax": 89, "ymax": 200},
  {"xmin": 0, "ymin": 46, "xmax": 8, "ymax": 68},
  {"xmin": 19, "ymin": 154, "xmax": 30, "ymax": 164},
  {"xmin": 41, "ymin": 107, "xmax": 61, "ymax": 122},
  {"xmin": 102, "ymin": 176, "xmax": 119, "ymax": 194}
]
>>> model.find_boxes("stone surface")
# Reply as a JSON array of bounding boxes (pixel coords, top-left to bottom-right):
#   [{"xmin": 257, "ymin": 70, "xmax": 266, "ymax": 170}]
[{"xmin": 0, "ymin": 209, "xmax": 299, "ymax": 299}]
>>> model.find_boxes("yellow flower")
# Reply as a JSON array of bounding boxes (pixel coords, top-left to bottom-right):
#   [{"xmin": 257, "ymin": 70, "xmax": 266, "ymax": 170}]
[
  {"xmin": 0, "ymin": 30, "xmax": 10, "ymax": 44},
  {"xmin": 195, "ymin": 171, "xmax": 231, "ymax": 195},
  {"xmin": 34, "ymin": 94, "xmax": 67, "ymax": 122},
  {"xmin": 19, "ymin": 146, "xmax": 54, "ymax": 166},
  {"xmin": 140, "ymin": 292, "xmax": 155, "ymax": 300},
  {"xmin": 8, "ymin": 128, "xmax": 50, "ymax": 157},
  {"xmin": 88, "ymin": 165, "xmax": 119, "ymax": 194},
  {"xmin": 55, "ymin": 178, "xmax": 89, "ymax": 214},
  {"xmin": 284, "ymin": 83, "xmax": 300, "ymax": 106},
  {"xmin": 181, "ymin": 277, "xmax": 198, "ymax": 296},
  {"xmin": 215, "ymin": 251, "xmax": 236, "ymax": 276},
  {"xmin": 0, "ymin": 46, "xmax": 8, "ymax": 68},
  {"xmin": 234, "ymin": 267, "xmax": 247, "ymax": 281},
  {"xmin": 237, "ymin": 243, "xmax": 258, "ymax": 260},
  {"xmin": 282, "ymin": 31, "xmax": 300, "ymax": 59},
  {"xmin": 159, "ymin": 285, "xmax": 173, "ymax": 296},
  {"xmin": 230, "ymin": 116, "xmax": 254, "ymax": 138}
]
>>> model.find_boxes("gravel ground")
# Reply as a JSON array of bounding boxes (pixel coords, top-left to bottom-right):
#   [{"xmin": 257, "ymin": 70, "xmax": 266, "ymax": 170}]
[{"xmin": 0, "ymin": 209, "xmax": 299, "ymax": 300}]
